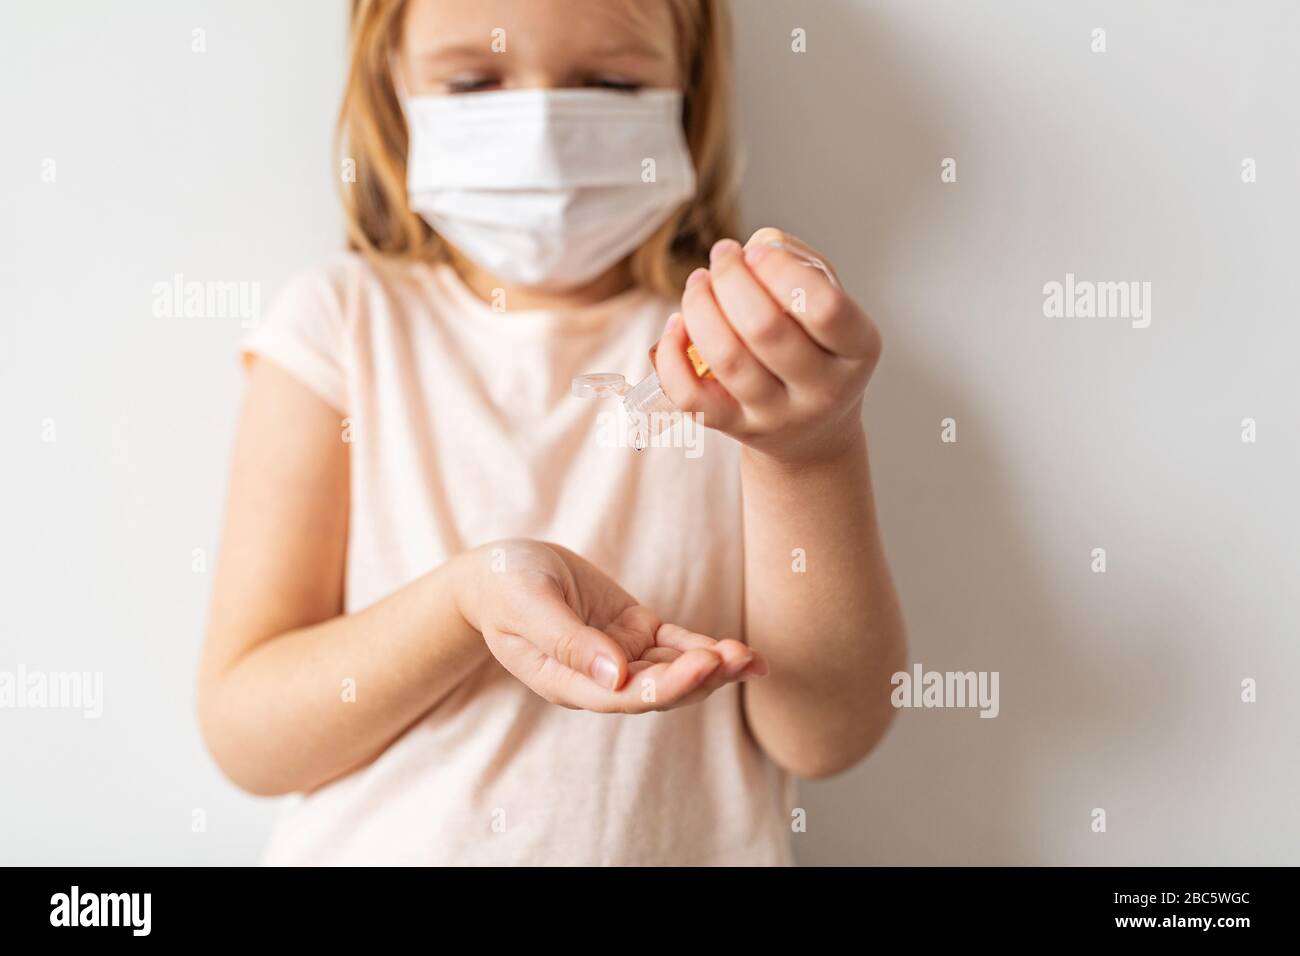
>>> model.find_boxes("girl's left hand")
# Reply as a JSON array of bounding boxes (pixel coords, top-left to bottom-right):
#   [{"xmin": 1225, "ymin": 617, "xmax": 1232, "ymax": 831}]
[{"xmin": 653, "ymin": 227, "xmax": 881, "ymax": 467}]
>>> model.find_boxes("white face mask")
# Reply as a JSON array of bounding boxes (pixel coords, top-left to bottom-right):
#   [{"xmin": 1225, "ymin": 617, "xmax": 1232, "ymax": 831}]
[{"xmin": 403, "ymin": 88, "xmax": 696, "ymax": 290}]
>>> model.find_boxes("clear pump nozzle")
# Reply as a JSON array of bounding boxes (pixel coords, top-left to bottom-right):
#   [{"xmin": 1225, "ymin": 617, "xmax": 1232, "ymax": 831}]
[{"xmin": 571, "ymin": 370, "xmax": 679, "ymax": 450}]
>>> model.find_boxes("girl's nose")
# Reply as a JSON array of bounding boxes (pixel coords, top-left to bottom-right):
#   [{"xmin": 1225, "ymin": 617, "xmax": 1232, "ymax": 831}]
[{"xmin": 508, "ymin": 71, "xmax": 563, "ymax": 91}]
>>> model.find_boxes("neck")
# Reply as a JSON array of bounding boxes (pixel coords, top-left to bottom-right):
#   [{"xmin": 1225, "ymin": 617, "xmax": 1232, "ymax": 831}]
[{"xmin": 449, "ymin": 248, "xmax": 635, "ymax": 310}]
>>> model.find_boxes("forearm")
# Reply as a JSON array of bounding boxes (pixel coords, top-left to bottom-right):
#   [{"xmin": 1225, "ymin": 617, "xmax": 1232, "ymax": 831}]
[
  {"xmin": 740, "ymin": 428, "xmax": 907, "ymax": 778},
  {"xmin": 198, "ymin": 551, "xmax": 488, "ymax": 796}
]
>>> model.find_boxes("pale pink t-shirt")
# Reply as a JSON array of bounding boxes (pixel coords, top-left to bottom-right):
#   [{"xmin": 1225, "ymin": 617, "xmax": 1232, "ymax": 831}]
[{"xmin": 241, "ymin": 253, "xmax": 793, "ymax": 865}]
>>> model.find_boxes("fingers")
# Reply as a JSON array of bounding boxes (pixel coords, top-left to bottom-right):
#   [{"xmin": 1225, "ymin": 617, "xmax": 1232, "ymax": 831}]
[
  {"xmin": 654, "ymin": 307, "xmax": 742, "ymax": 429},
  {"xmin": 741, "ymin": 228, "xmax": 878, "ymax": 359},
  {"xmin": 625, "ymin": 649, "xmax": 726, "ymax": 711},
  {"xmin": 656, "ymin": 226, "xmax": 875, "ymax": 425},
  {"xmin": 679, "ymin": 263, "xmax": 782, "ymax": 404},
  {"xmin": 706, "ymin": 238, "xmax": 831, "ymax": 385},
  {"xmin": 513, "ymin": 580, "xmax": 630, "ymax": 691},
  {"xmin": 563, "ymin": 647, "xmax": 726, "ymax": 714},
  {"xmin": 503, "ymin": 622, "xmax": 768, "ymax": 713},
  {"xmin": 635, "ymin": 630, "xmax": 770, "ymax": 678},
  {"xmin": 493, "ymin": 577, "xmax": 769, "ymax": 713},
  {"xmin": 654, "ymin": 623, "xmax": 767, "ymax": 679}
]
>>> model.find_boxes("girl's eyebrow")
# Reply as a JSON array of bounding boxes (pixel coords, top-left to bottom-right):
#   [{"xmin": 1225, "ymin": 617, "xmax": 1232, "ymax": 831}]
[
  {"xmin": 414, "ymin": 41, "xmax": 498, "ymax": 61},
  {"xmin": 588, "ymin": 40, "xmax": 667, "ymax": 62},
  {"xmin": 411, "ymin": 39, "xmax": 667, "ymax": 64}
]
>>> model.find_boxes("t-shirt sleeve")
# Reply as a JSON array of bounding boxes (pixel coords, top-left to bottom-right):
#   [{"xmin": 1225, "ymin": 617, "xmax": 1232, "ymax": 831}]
[{"xmin": 240, "ymin": 266, "xmax": 349, "ymax": 414}]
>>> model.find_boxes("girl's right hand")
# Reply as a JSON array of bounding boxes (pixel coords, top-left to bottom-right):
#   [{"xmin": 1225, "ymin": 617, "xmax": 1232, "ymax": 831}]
[{"xmin": 454, "ymin": 540, "xmax": 765, "ymax": 714}]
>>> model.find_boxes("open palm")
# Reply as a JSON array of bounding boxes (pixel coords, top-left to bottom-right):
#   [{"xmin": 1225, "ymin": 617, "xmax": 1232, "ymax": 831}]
[{"xmin": 462, "ymin": 540, "xmax": 765, "ymax": 714}]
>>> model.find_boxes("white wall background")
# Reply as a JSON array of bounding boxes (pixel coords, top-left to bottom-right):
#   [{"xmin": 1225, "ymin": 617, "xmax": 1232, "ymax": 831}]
[{"xmin": 2, "ymin": 0, "xmax": 1296, "ymax": 865}]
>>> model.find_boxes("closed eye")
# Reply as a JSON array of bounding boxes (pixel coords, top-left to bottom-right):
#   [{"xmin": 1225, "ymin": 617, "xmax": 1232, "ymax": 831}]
[
  {"xmin": 588, "ymin": 75, "xmax": 643, "ymax": 93},
  {"xmin": 445, "ymin": 74, "xmax": 500, "ymax": 94},
  {"xmin": 438, "ymin": 74, "xmax": 645, "ymax": 94}
]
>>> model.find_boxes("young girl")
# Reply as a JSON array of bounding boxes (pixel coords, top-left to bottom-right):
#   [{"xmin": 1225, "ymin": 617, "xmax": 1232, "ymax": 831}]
[{"xmin": 199, "ymin": 0, "xmax": 905, "ymax": 866}]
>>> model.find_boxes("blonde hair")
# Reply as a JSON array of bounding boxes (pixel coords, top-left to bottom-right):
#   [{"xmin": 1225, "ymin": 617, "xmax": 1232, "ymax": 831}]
[{"xmin": 336, "ymin": 0, "xmax": 738, "ymax": 297}]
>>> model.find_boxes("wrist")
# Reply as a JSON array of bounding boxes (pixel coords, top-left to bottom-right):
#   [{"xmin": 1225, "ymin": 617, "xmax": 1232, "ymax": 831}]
[
  {"xmin": 743, "ymin": 421, "xmax": 867, "ymax": 477},
  {"xmin": 446, "ymin": 547, "xmax": 487, "ymax": 636}
]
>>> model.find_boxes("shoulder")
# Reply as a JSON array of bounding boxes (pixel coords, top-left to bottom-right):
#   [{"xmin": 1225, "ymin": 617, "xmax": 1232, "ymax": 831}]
[
  {"xmin": 244, "ymin": 252, "xmax": 431, "ymax": 415},
  {"xmin": 269, "ymin": 251, "xmax": 434, "ymax": 330}
]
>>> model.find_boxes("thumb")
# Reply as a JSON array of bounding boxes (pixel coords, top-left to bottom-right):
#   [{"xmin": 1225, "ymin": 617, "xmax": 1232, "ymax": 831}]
[
  {"xmin": 524, "ymin": 585, "xmax": 629, "ymax": 691},
  {"xmin": 744, "ymin": 225, "xmax": 786, "ymax": 249},
  {"xmin": 744, "ymin": 226, "xmax": 842, "ymax": 290}
]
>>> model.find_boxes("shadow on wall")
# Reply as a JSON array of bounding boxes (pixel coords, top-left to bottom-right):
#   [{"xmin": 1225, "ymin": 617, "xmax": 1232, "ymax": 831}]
[{"xmin": 731, "ymin": 0, "xmax": 1195, "ymax": 864}]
